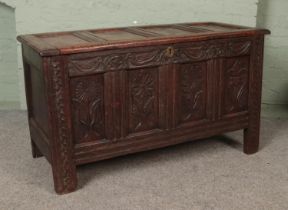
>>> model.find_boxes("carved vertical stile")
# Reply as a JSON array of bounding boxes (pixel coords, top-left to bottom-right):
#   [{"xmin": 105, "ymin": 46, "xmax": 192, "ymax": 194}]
[
  {"xmin": 171, "ymin": 64, "xmax": 178, "ymax": 129},
  {"xmin": 46, "ymin": 56, "xmax": 77, "ymax": 194},
  {"xmin": 216, "ymin": 58, "xmax": 225, "ymax": 119},
  {"xmin": 120, "ymin": 70, "xmax": 127, "ymax": 138},
  {"xmin": 114, "ymin": 71, "xmax": 125, "ymax": 139},
  {"xmin": 158, "ymin": 65, "xmax": 171, "ymax": 130},
  {"xmin": 206, "ymin": 59, "xmax": 217, "ymax": 121},
  {"xmin": 103, "ymin": 71, "xmax": 125, "ymax": 140},
  {"xmin": 104, "ymin": 72, "xmax": 115, "ymax": 140},
  {"xmin": 216, "ymin": 58, "xmax": 224, "ymax": 120}
]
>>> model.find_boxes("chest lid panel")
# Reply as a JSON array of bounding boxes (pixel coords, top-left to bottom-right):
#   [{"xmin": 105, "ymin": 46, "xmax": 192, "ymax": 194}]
[{"xmin": 17, "ymin": 22, "xmax": 270, "ymax": 56}]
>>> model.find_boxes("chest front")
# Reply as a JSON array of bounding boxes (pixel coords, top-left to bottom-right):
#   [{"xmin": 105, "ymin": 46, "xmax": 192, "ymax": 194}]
[{"xmin": 18, "ymin": 22, "xmax": 269, "ymax": 194}]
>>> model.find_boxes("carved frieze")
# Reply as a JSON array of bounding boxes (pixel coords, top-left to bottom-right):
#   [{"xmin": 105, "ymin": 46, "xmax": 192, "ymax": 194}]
[{"xmin": 68, "ymin": 38, "xmax": 252, "ymax": 76}]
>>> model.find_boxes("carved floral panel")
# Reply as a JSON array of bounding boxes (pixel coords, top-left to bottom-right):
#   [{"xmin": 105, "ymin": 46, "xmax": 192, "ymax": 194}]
[
  {"xmin": 178, "ymin": 62, "xmax": 207, "ymax": 124},
  {"xmin": 70, "ymin": 75, "xmax": 105, "ymax": 143},
  {"xmin": 128, "ymin": 68, "xmax": 159, "ymax": 134},
  {"xmin": 222, "ymin": 56, "xmax": 249, "ymax": 115}
]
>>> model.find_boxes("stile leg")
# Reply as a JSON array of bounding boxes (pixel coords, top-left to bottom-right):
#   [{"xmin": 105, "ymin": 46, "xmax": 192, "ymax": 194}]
[
  {"xmin": 243, "ymin": 35, "xmax": 264, "ymax": 155},
  {"xmin": 46, "ymin": 57, "xmax": 78, "ymax": 194},
  {"xmin": 51, "ymin": 160, "xmax": 78, "ymax": 194},
  {"xmin": 243, "ymin": 125, "xmax": 260, "ymax": 154}
]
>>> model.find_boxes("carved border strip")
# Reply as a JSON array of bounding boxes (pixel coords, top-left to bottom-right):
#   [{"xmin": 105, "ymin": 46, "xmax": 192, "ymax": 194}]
[
  {"xmin": 68, "ymin": 39, "xmax": 252, "ymax": 77},
  {"xmin": 50, "ymin": 58, "xmax": 76, "ymax": 193}
]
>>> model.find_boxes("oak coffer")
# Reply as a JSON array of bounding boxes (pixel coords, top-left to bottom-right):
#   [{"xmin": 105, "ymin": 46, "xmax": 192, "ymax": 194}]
[{"xmin": 17, "ymin": 22, "xmax": 270, "ymax": 194}]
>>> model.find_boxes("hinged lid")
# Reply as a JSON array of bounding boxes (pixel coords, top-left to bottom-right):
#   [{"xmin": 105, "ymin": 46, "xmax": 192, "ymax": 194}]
[{"xmin": 17, "ymin": 22, "xmax": 270, "ymax": 56}]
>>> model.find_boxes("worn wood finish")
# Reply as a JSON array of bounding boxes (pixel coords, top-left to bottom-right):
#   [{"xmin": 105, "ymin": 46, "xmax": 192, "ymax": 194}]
[{"xmin": 18, "ymin": 22, "xmax": 270, "ymax": 194}]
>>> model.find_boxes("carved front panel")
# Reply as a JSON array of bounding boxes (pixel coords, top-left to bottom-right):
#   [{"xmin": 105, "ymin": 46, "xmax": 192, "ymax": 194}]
[
  {"xmin": 127, "ymin": 68, "xmax": 159, "ymax": 134},
  {"xmin": 222, "ymin": 56, "xmax": 249, "ymax": 116},
  {"xmin": 176, "ymin": 62, "xmax": 207, "ymax": 125},
  {"xmin": 70, "ymin": 75, "xmax": 105, "ymax": 143}
]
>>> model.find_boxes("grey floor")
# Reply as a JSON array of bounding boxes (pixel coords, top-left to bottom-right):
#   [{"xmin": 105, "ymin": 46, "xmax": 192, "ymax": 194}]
[{"xmin": 0, "ymin": 111, "xmax": 287, "ymax": 210}]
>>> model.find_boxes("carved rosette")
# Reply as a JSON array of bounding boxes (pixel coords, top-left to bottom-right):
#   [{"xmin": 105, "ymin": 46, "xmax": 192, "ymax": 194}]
[
  {"xmin": 128, "ymin": 68, "xmax": 158, "ymax": 133},
  {"xmin": 50, "ymin": 58, "xmax": 76, "ymax": 192}
]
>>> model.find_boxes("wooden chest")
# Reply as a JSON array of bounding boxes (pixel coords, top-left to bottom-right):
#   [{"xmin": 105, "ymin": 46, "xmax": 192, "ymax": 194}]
[{"xmin": 17, "ymin": 22, "xmax": 270, "ymax": 194}]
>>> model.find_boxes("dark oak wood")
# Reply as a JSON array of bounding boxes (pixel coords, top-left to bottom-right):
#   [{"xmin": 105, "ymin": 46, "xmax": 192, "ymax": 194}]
[{"xmin": 17, "ymin": 22, "xmax": 270, "ymax": 194}]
